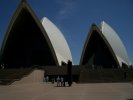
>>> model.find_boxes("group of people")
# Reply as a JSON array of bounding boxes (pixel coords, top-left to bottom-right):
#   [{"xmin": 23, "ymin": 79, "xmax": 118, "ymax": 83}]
[
  {"xmin": 56, "ymin": 76, "xmax": 65, "ymax": 87},
  {"xmin": 44, "ymin": 76, "xmax": 66, "ymax": 87}
]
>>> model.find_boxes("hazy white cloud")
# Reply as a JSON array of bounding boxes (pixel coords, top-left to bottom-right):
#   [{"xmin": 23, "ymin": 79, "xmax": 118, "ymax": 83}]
[{"xmin": 56, "ymin": 0, "xmax": 77, "ymax": 20}]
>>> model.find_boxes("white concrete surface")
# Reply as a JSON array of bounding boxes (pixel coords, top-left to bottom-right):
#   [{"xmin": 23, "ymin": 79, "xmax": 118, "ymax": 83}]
[
  {"xmin": 0, "ymin": 82, "xmax": 133, "ymax": 100},
  {"xmin": 100, "ymin": 21, "xmax": 129, "ymax": 66},
  {"xmin": 41, "ymin": 17, "xmax": 73, "ymax": 65}
]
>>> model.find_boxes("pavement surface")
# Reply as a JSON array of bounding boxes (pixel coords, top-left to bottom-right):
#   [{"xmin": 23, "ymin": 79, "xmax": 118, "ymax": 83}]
[{"xmin": 0, "ymin": 82, "xmax": 133, "ymax": 100}]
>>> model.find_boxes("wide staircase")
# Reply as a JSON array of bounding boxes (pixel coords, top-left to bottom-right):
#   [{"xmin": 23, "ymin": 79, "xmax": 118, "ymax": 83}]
[
  {"xmin": 0, "ymin": 69, "xmax": 44, "ymax": 85},
  {"xmin": 13, "ymin": 69, "xmax": 44, "ymax": 85}
]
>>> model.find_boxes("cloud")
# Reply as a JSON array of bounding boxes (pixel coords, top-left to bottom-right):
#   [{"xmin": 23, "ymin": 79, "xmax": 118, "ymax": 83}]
[{"xmin": 56, "ymin": 0, "xmax": 77, "ymax": 20}]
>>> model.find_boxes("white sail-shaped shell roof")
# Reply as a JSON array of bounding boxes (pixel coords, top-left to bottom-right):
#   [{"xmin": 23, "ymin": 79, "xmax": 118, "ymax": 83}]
[
  {"xmin": 100, "ymin": 21, "xmax": 129, "ymax": 66},
  {"xmin": 41, "ymin": 17, "xmax": 72, "ymax": 65}
]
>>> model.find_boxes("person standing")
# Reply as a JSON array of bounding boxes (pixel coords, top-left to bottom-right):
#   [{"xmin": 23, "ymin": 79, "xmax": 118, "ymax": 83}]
[
  {"xmin": 46, "ymin": 76, "xmax": 49, "ymax": 83},
  {"xmin": 61, "ymin": 77, "xmax": 64, "ymax": 87},
  {"xmin": 57, "ymin": 76, "xmax": 60, "ymax": 87}
]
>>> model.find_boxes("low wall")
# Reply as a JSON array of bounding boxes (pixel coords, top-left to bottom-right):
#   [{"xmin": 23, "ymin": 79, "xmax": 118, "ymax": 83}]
[{"xmin": 79, "ymin": 68, "xmax": 133, "ymax": 83}]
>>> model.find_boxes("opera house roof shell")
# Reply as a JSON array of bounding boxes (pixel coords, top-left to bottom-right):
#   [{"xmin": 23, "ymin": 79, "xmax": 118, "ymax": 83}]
[
  {"xmin": 41, "ymin": 17, "xmax": 72, "ymax": 65},
  {"xmin": 100, "ymin": 21, "xmax": 129, "ymax": 66},
  {"xmin": 0, "ymin": 0, "xmax": 72, "ymax": 68},
  {"xmin": 80, "ymin": 21, "xmax": 129, "ymax": 67}
]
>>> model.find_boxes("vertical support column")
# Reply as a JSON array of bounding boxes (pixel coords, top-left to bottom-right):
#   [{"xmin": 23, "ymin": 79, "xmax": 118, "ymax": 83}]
[{"xmin": 67, "ymin": 60, "xmax": 72, "ymax": 86}]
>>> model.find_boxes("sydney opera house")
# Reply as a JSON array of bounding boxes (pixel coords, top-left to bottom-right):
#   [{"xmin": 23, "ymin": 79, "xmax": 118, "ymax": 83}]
[{"xmin": 0, "ymin": 0, "xmax": 130, "ymax": 70}]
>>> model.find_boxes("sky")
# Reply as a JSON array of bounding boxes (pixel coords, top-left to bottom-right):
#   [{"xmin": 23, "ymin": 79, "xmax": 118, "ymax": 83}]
[{"xmin": 0, "ymin": 0, "xmax": 133, "ymax": 65}]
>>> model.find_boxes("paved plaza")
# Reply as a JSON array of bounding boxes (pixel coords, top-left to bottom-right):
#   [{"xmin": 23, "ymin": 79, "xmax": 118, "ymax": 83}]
[{"xmin": 0, "ymin": 82, "xmax": 133, "ymax": 100}]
